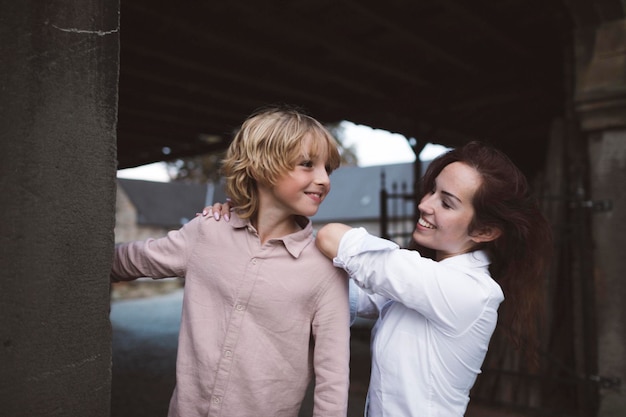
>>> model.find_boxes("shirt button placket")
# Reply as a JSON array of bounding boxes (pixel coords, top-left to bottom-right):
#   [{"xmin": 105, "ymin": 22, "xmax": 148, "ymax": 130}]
[{"xmin": 212, "ymin": 254, "xmax": 259, "ymax": 414}]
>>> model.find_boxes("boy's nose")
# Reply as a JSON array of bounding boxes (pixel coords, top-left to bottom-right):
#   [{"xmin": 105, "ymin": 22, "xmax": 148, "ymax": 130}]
[{"xmin": 315, "ymin": 167, "xmax": 330, "ymax": 185}]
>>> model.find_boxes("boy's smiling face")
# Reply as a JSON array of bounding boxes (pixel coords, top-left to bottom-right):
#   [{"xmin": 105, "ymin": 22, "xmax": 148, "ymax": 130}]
[{"xmin": 260, "ymin": 133, "xmax": 332, "ymax": 218}]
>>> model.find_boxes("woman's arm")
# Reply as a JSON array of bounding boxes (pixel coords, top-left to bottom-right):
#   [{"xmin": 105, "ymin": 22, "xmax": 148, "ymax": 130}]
[
  {"xmin": 335, "ymin": 228, "xmax": 499, "ymax": 334},
  {"xmin": 315, "ymin": 223, "xmax": 353, "ymax": 259}
]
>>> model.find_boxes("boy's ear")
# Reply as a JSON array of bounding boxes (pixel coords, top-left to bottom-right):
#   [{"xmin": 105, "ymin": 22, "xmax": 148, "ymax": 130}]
[{"xmin": 470, "ymin": 226, "xmax": 502, "ymax": 243}]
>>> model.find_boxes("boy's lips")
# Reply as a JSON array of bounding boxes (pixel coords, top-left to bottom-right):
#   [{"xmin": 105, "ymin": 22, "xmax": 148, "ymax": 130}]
[{"xmin": 305, "ymin": 191, "xmax": 324, "ymax": 202}]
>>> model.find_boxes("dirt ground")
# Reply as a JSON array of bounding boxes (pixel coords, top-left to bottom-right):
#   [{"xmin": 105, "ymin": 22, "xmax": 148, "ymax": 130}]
[{"xmin": 110, "ymin": 285, "xmax": 533, "ymax": 417}]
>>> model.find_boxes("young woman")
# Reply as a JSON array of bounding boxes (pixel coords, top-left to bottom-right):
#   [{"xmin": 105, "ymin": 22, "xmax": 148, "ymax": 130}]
[
  {"xmin": 206, "ymin": 141, "xmax": 552, "ymax": 416},
  {"xmin": 112, "ymin": 107, "xmax": 350, "ymax": 417},
  {"xmin": 315, "ymin": 141, "xmax": 552, "ymax": 416}
]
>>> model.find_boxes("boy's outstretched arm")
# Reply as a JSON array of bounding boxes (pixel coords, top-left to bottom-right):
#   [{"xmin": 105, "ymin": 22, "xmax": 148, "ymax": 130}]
[{"xmin": 315, "ymin": 223, "xmax": 353, "ymax": 260}]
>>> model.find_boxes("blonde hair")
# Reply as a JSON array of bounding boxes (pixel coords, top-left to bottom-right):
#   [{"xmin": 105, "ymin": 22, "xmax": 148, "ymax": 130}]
[{"xmin": 221, "ymin": 106, "xmax": 341, "ymax": 219}]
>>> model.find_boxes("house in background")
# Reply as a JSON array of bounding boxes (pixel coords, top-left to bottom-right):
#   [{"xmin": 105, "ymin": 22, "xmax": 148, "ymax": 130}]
[
  {"xmin": 116, "ymin": 162, "xmax": 419, "ymax": 243},
  {"xmin": 311, "ymin": 162, "xmax": 420, "ymax": 246},
  {"xmin": 113, "ymin": 179, "xmax": 227, "ymax": 298},
  {"xmin": 113, "ymin": 162, "xmax": 419, "ymax": 298},
  {"xmin": 115, "ymin": 178, "xmax": 226, "ymax": 243}
]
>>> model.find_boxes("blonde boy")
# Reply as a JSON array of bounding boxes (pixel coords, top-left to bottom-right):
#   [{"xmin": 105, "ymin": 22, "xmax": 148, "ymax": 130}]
[{"xmin": 111, "ymin": 107, "xmax": 350, "ymax": 417}]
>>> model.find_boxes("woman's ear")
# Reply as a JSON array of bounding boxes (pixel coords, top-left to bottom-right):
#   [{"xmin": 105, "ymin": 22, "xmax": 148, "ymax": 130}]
[{"xmin": 470, "ymin": 226, "xmax": 502, "ymax": 243}]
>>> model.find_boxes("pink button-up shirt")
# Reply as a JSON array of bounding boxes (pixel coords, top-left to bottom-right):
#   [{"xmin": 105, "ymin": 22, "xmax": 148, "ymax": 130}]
[{"xmin": 111, "ymin": 213, "xmax": 350, "ymax": 417}]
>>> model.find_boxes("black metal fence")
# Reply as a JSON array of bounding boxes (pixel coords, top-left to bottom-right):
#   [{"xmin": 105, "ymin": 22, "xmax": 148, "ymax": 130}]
[{"xmin": 379, "ymin": 170, "xmax": 417, "ymax": 247}]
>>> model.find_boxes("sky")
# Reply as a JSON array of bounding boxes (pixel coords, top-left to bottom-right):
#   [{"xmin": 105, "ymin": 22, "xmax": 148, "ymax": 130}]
[{"xmin": 117, "ymin": 121, "xmax": 450, "ymax": 182}]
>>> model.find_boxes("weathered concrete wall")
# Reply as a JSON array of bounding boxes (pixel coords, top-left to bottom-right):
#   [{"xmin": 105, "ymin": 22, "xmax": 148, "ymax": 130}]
[
  {"xmin": 0, "ymin": 1, "xmax": 119, "ymax": 416},
  {"xmin": 589, "ymin": 130, "xmax": 626, "ymax": 417},
  {"xmin": 575, "ymin": 17, "xmax": 626, "ymax": 417}
]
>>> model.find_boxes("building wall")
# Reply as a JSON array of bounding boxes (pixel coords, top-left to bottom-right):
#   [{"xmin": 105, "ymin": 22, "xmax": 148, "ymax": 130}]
[
  {"xmin": 575, "ymin": 16, "xmax": 626, "ymax": 417},
  {"xmin": 112, "ymin": 186, "xmax": 183, "ymax": 300},
  {"xmin": 589, "ymin": 129, "xmax": 626, "ymax": 417},
  {"xmin": 114, "ymin": 185, "xmax": 170, "ymax": 243}
]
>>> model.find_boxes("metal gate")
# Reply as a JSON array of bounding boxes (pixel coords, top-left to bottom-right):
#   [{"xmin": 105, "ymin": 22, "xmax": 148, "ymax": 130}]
[{"xmin": 379, "ymin": 171, "xmax": 416, "ymax": 247}]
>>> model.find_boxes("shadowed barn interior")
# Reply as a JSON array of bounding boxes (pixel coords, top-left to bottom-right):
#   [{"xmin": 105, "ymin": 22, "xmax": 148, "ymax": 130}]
[{"xmin": 2, "ymin": 1, "xmax": 625, "ymax": 416}]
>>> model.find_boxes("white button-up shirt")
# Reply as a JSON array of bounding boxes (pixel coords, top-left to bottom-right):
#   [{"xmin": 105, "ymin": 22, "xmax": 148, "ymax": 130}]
[{"xmin": 334, "ymin": 228, "xmax": 504, "ymax": 417}]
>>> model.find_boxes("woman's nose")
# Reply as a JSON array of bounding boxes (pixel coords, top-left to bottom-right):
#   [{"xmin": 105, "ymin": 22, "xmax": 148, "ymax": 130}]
[{"xmin": 418, "ymin": 194, "xmax": 434, "ymax": 213}]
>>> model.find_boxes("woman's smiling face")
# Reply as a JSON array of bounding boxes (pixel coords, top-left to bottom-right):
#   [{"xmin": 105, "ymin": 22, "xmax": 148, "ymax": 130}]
[{"xmin": 413, "ymin": 161, "xmax": 483, "ymax": 260}]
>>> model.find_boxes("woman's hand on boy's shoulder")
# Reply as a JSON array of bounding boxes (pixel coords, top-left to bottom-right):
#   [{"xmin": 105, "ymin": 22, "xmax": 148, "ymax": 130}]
[{"xmin": 197, "ymin": 200, "xmax": 232, "ymax": 221}]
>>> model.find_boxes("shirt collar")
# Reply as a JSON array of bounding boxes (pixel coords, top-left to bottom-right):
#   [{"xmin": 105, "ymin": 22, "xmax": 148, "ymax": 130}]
[
  {"xmin": 439, "ymin": 249, "xmax": 491, "ymax": 270},
  {"xmin": 228, "ymin": 213, "xmax": 313, "ymax": 258}
]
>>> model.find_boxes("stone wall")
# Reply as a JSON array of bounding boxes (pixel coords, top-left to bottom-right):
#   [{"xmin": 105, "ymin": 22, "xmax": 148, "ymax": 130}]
[{"xmin": 575, "ymin": 17, "xmax": 626, "ymax": 417}]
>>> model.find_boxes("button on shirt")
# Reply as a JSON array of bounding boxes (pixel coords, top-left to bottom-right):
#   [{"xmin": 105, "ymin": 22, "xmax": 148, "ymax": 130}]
[
  {"xmin": 334, "ymin": 228, "xmax": 504, "ymax": 417},
  {"xmin": 111, "ymin": 213, "xmax": 350, "ymax": 417}
]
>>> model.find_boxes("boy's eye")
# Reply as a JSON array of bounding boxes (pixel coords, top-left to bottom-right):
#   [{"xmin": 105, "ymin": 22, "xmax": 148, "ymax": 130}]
[{"xmin": 300, "ymin": 160, "xmax": 314, "ymax": 168}]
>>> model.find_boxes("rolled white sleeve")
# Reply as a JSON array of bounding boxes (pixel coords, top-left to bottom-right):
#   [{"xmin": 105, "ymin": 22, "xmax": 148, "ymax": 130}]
[
  {"xmin": 333, "ymin": 228, "xmax": 398, "ymax": 272},
  {"xmin": 337, "ymin": 228, "xmax": 399, "ymax": 322},
  {"xmin": 331, "ymin": 227, "xmax": 499, "ymax": 336}
]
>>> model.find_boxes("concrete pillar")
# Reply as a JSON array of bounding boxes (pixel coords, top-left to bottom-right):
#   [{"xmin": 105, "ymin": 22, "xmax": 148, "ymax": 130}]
[
  {"xmin": 588, "ymin": 130, "xmax": 626, "ymax": 417},
  {"xmin": 575, "ymin": 18, "xmax": 626, "ymax": 417},
  {"xmin": 0, "ymin": 1, "xmax": 119, "ymax": 416}
]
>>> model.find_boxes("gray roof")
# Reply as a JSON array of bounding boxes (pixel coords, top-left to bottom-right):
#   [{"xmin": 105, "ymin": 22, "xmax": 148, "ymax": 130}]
[
  {"xmin": 118, "ymin": 161, "xmax": 426, "ymax": 227},
  {"xmin": 312, "ymin": 162, "xmax": 422, "ymax": 222},
  {"xmin": 118, "ymin": 179, "xmax": 210, "ymax": 227}
]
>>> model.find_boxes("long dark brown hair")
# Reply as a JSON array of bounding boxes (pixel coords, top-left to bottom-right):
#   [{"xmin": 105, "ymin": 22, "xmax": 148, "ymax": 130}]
[{"xmin": 415, "ymin": 141, "xmax": 553, "ymax": 366}]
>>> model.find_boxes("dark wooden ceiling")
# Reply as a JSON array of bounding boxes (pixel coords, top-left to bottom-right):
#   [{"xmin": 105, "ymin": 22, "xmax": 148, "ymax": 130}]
[{"xmin": 117, "ymin": 0, "xmax": 572, "ymax": 177}]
